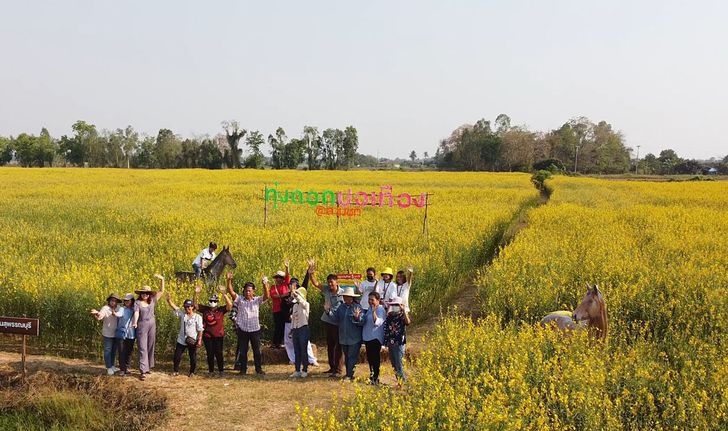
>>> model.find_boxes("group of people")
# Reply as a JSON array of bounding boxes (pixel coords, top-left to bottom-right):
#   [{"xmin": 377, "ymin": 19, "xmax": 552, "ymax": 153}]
[{"xmin": 91, "ymin": 247, "xmax": 413, "ymax": 385}]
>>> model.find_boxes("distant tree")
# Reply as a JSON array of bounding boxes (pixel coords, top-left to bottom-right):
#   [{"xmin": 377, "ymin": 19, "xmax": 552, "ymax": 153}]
[
  {"xmin": 674, "ymin": 159, "xmax": 702, "ymax": 175},
  {"xmin": 104, "ymin": 129, "xmax": 125, "ymax": 168},
  {"xmin": 155, "ymin": 129, "xmax": 181, "ymax": 168},
  {"xmin": 268, "ymin": 127, "xmax": 288, "ymax": 169},
  {"xmin": 0, "ymin": 136, "xmax": 13, "ymax": 165},
  {"xmin": 13, "ymin": 133, "xmax": 38, "ymax": 167},
  {"xmin": 641, "ymin": 153, "xmax": 659, "ymax": 174},
  {"xmin": 121, "ymin": 126, "xmax": 139, "ymax": 169},
  {"xmin": 720, "ymin": 155, "xmax": 728, "ymax": 175},
  {"xmin": 658, "ymin": 149, "xmax": 681, "ymax": 175},
  {"xmin": 500, "ymin": 128, "xmax": 536, "ymax": 171},
  {"xmin": 495, "ymin": 114, "xmax": 511, "ymax": 136},
  {"xmin": 423, "ymin": 151, "xmax": 429, "ymax": 160},
  {"xmin": 198, "ymin": 139, "xmax": 223, "ymax": 169},
  {"xmin": 409, "ymin": 150, "xmax": 417, "ymax": 163},
  {"xmin": 339, "ymin": 126, "xmax": 359, "ymax": 169},
  {"xmin": 179, "ymin": 138, "xmax": 200, "ymax": 168},
  {"xmin": 354, "ymin": 153, "xmax": 378, "ymax": 167},
  {"xmin": 282, "ymin": 138, "xmax": 306, "ymax": 169},
  {"xmin": 222, "ymin": 120, "xmax": 246, "ymax": 168},
  {"xmin": 303, "ymin": 126, "xmax": 322, "ymax": 170},
  {"xmin": 134, "ymin": 136, "xmax": 158, "ymax": 168},
  {"xmin": 321, "ymin": 128, "xmax": 345, "ymax": 170},
  {"xmin": 244, "ymin": 130, "xmax": 265, "ymax": 168},
  {"xmin": 36, "ymin": 128, "xmax": 56, "ymax": 167},
  {"xmin": 60, "ymin": 121, "xmax": 100, "ymax": 167}
]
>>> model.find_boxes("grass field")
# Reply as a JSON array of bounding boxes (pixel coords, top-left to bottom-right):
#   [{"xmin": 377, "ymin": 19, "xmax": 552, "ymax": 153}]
[
  {"xmin": 0, "ymin": 168, "xmax": 537, "ymax": 356},
  {"xmin": 300, "ymin": 176, "xmax": 728, "ymax": 430}
]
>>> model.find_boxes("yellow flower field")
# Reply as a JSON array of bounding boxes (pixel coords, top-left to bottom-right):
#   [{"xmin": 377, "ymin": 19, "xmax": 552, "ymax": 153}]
[
  {"xmin": 300, "ymin": 177, "xmax": 728, "ymax": 430},
  {"xmin": 0, "ymin": 168, "xmax": 537, "ymax": 354}
]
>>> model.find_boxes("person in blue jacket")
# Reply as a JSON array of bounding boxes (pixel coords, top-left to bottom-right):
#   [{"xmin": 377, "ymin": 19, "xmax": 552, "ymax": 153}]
[
  {"xmin": 116, "ymin": 293, "xmax": 137, "ymax": 376},
  {"xmin": 324, "ymin": 286, "xmax": 363, "ymax": 381}
]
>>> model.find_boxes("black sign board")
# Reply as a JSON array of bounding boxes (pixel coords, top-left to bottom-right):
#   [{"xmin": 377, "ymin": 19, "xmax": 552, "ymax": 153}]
[{"xmin": 0, "ymin": 316, "xmax": 40, "ymax": 336}]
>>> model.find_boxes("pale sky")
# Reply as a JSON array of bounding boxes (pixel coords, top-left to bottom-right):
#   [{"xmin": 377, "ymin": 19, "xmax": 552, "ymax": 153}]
[{"xmin": 1, "ymin": 0, "xmax": 726, "ymax": 159}]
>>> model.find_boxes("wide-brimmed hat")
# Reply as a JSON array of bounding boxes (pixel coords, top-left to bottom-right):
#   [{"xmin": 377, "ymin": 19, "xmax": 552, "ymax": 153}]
[
  {"xmin": 123, "ymin": 293, "xmax": 134, "ymax": 301},
  {"xmin": 380, "ymin": 267, "xmax": 394, "ymax": 276},
  {"xmin": 107, "ymin": 293, "xmax": 122, "ymax": 302},
  {"xmin": 340, "ymin": 287, "xmax": 361, "ymax": 298},
  {"xmin": 273, "ymin": 270, "xmax": 286, "ymax": 278},
  {"xmin": 294, "ymin": 287, "xmax": 307, "ymax": 301},
  {"xmin": 134, "ymin": 285, "xmax": 156, "ymax": 295},
  {"xmin": 387, "ymin": 296, "xmax": 403, "ymax": 306}
]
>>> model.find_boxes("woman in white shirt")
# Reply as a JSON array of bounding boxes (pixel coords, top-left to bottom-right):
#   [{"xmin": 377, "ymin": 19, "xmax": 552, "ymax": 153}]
[
  {"xmin": 90, "ymin": 293, "xmax": 123, "ymax": 375},
  {"xmin": 289, "ymin": 287, "xmax": 311, "ymax": 378},
  {"xmin": 382, "ymin": 268, "xmax": 414, "ymax": 313},
  {"xmin": 165, "ymin": 295, "xmax": 203, "ymax": 377}
]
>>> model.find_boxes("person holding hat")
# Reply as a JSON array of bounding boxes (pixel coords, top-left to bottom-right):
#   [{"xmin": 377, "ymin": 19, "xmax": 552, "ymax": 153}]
[
  {"xmin": 192, "ymin": 242, "xmax": 218, "ymax": 279},
  {"xmin": 324, "ymin": 286, "xmax": 363, "ymax": 381},
  {"xmin": 165, "ymin": 292, "xmax": 204, "ymax": 377},
  {"xmin": 308, "ymin": 259, "xmax": 344, "ymax": 376},
  {"xmin": 115, "ymin": 293, "xmax": 136, "ymax": 376},
  {"xmin": 132, "ymin": 273, "xmax": 166, "ymax": 380},
  {"xmin": 383, "ymin": 296, "xmax": 411, "ymax": 385},
  {"xmin": 227, "ymin": 275, "xmax": 270, "ymax": 375},
  {"xmin": 270, "ymin": 260, "xmax": 291, "ymax": 349},
  {"xmin": 289, "ymin": 286, "xmax": 311, "ymax": 377},
  {"xmin": 90, "ymin": 293, "xmax": 124, "ymax": 375},
  {"xmin": 193, "ymin": 275, "xmax": 233, "ymax": 376},
  {"xmin": 283, "ymin": 275, "xmax": 319, "ymax": 369},
  {"xmin": 354, "ymin": 291, "xmax": 386, "ymax": 385}
]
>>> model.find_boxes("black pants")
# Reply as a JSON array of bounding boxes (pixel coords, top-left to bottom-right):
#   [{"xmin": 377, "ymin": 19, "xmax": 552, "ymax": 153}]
[
  {"xmin": 173, "ymin": 342, "xmax": 198, "ymax": 374},
  {"xmin": 119, "ymin": 338, "xmax": 135, "ymax": 373},
  {"xmin": 272, "ymin": 311, "xmax": 286, "ymax": 346},
  {"xmin": 364, "ymin": 339, "xmax": 382, "ymax": 382},
  {"xmin": 323, "ymin": 322, "xmax": 343, "ymax": 374},
  {"xmin": 203, "ymin": 336, "xmax": 224, "ymax": 373},
  {"xmin": 236, "ymin": 329, "xmax": 262, "ymax": 373}
]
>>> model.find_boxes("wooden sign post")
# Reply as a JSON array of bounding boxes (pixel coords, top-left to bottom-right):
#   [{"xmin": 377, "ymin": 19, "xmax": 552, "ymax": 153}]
[{"xmin": 0, "ymin": 316, "xmax": 40, "ymax": 381}]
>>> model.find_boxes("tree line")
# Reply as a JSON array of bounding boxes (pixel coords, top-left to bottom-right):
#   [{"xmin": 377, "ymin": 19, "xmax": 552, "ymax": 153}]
[
  {"xmin": 0, "ymin": 120, "xmax": 359, "ymax": 170},
  {"xmin": 433, "ymin": 114, "xmax": 728, "ymax": 175}
]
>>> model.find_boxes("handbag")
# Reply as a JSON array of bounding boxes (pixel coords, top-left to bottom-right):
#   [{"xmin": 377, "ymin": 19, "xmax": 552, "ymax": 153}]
[{"xmin": 185, "ymin": 336, "xmax": 197, "ymax": 346}]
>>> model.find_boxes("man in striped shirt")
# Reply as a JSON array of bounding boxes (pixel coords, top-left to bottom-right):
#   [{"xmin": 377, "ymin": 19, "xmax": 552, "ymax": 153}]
[{"xmin": 227, "ymin": 276, "xmax": 270, "ymax": 375}]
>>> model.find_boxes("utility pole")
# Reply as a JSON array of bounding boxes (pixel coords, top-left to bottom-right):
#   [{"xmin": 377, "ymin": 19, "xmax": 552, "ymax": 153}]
[
  {"xmin": 635, "ymin": 145, "xmax": 641, "ymax": 174},
  {"xmin": 574, "ymin": 144, "xmax": 581, "ymax": 174}
]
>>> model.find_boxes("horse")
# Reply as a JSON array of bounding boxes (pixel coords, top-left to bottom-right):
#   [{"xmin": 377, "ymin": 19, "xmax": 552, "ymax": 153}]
[
  {"xmin": 540, "ymin": 284, "xmax": 608, "ymax": 340},
  {"xmin": 175, "ymin": 245, "xmax": 238, "ymax": 286}
]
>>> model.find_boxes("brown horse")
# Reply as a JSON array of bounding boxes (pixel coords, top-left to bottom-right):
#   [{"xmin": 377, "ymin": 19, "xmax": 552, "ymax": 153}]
[
  {"xmin": 175, "ymin": 246, "xmax": 237, "ymax": 285},
  {"xmin": 540, "ymin": 284, "xmax": 608, "ymax": 340}
]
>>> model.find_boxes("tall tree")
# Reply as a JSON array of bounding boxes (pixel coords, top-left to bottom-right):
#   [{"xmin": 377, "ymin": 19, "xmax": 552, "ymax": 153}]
[
  {"xmin": 339, "ymin": 126, "xmax": 358, "ymax": 169},
  {"xmin": 321, "ymin": 128, "xmax": 345, "ymax": 170},
  {"xmin": 155, "ymin": 129, "xmax": 181, "ymax": 168},
  {"xmin": 244, "ymin": 130, "xmax": 265, "ymax": 168},
  {"xmin": 0, "ymin": 136, "xmax": 12, "ymax": 165},
  {"xmin": 198, "ymin": 139, "xmax": 223, "ymax": 169},
  {"xmin": 221, "ymin": 120, "xmax": 246, "ymax": 168},
  {"xmin": 36, "ymin": 128, "xmax": 56, "ymax": 167},
  {"xmin": 104, "ymin": 129, "xmax": 125, "ymax": 168},
  {"xmin": 121, "ymin": 126, "xmax": 139, "ymax": 169},
  {"xmin": 302, "ymin": 126, "xmax": 322, "ymax": 169},
  {"xmin": 134, "ymin": 136, "xmax": 158, "ymax": 168},
  {"xmin": 409, "ymin": 150, "xmax": 417, "ymax": 163},
  {"xmin": 268, "ymin": 127, "xmax": 288, "ymax": 169},
  {"xmin": 13, "ymin": 133, "xmax": 37, "ymax": 167}
]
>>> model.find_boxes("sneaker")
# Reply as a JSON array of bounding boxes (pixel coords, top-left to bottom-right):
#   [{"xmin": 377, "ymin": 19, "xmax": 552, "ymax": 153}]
[
  {"xmin": 140, "ymin": 374, "xmax": 146, "ymax": 381},
  {"xmin": 290, "ymin": 371, "xmax": 301, "ymax": 378},
  {"xmin": 172, "ymin": 372, "xmax": 179, "ymax": 376},
  {"xmin": 107, "ymin": 368, "xmax": 115, "ymax": 375},
  {"xmin": 111, "ymin": 366, "xmax": 120, "ymax": 373},
  {"xmin": 301, "ymin": 372, "xmax": 308, "ymax": 378},
  {"xmin": 188, "ymin": 372, "xmax": 196, "ymax": 378}
]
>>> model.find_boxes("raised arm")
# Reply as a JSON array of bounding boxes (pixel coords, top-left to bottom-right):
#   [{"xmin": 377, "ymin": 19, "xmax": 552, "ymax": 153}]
[
  {"xmin": 307, "ymin": 259, "xmax": 323, "ymax": 292},
  {"xmin": 226, "ymin": 272, "xmax": 238, "ymax": 301},
  {"xmin": 223, "ymin": 292, "xmax": 233, "ymax": 311},
  {"xmin": 165, "ymin": 291, "xmax": 179, "ymax": 312},
  {"xmin": 261, "ymin": 276, "xmax": 270, "ymax": 302},
  {"xmin": 407, "ymin": 267, "xmax": 414, "ymax": 286},
  {"xmin": 192, "ymin": 282, "xmax": 202, "ymax": 310},
  {"xmin": 154, "ymin": 274, "xmax": 165, "ymax": 300},
  {"xmin": 284, "ymin": 259, "xmax": 290, "ymax": 279}
]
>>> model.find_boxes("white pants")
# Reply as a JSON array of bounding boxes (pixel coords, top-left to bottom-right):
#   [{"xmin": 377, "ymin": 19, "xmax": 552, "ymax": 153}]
[{"xmin": 284, "ymin": 322, "xmax": 318, "ymax": 364}]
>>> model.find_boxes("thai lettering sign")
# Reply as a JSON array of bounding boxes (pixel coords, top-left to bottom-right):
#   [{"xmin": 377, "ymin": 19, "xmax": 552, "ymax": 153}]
[
  {"xmin": 265, "ymin": 184, "xmax": 428, "ymax": 212},
  {"xmin": 336, "ymin": 273, "xmax": 362, "ymax": 287},
  {"xmin": 0, "ymin": 316, "xmax": 40, "ymax": 336}
]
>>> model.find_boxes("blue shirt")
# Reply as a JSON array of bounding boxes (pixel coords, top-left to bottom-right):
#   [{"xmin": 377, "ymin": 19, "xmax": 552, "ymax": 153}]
[
  {"xmin": 115, "ymin": 307, "xmax": 136, "ymax": 340},
  {"xmin": 356, "ymin": 305, "xmax": 385, "ymax": 343},
  {"xmin": 320, "ymin": 287, "xmax": 343, "ymax": 325},
  {"xmin": 328, "ymin": 301, "xmax": 363, "ymax": 345}
]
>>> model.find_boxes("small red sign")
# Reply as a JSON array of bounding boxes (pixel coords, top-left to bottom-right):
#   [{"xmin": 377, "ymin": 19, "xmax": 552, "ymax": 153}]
[{"xmin": 0, "ymin": 316, "xmax": 40, "ymax": 336}]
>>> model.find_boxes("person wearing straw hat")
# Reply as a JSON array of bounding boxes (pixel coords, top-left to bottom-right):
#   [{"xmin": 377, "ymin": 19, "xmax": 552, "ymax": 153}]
[
  {"xmin": 308, "ymin": 259, "xmax": 344, "ymax": 376},
  {"xmin": 132, "ymin": 274, "xmax": 166, "ymax": 380},
  {"xmin": 324, "ymin": 286, "xmax": 363, "ymax": 381},
  {"xmin": 90, "ymin": 293, "xmax": 123, "ymax": 375},
  {"xmin": 383, "ymin": 296, "xmax": 411, "ymax": 385},
  {"xmin": 115, "ymin": 293, "xmax": 136, "ymax": 377},
  {"xmin": 289, "ymin": 286, "xmax": 310, "ymax": 378},
  {"xmin": 270, "ymin": 260, "xmax": 291, "ymax": 349},
  {"xmin": 354, "ymin": 291, "xmax": 386, "ymax": 385},
  {"xmin": 283, "ymin": 275, "xmax": 319, "ymax": 369}
]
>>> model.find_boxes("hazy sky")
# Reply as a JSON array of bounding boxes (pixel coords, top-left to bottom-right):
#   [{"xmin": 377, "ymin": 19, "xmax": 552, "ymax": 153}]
[{"xmin": 2, "ymin": 1, "xmax": 726, "ymax": 159}]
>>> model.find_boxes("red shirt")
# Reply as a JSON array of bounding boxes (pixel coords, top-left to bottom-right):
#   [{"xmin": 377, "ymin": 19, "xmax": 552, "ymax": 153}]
[
  {"xmin": 270, "ymin": 275, "xmax": 290, "ymax": 313},
  {"xmin": 197, "ymin": 305, "xmax": 227, "ymax": 338}
]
